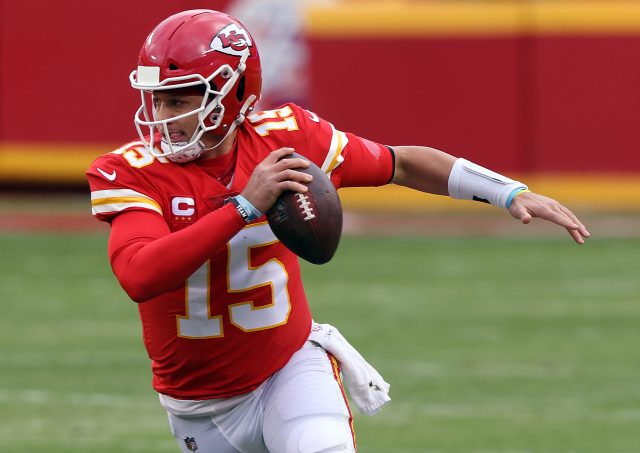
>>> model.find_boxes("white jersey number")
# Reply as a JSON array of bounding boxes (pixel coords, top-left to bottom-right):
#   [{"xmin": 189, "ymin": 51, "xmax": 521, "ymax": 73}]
[
  {"xmin": 247, "ymin": 106, "xmax": 299, "ymax": 136},
  {"xmin": 177, "ymin": 223, "xmax": 290, "ymax": 338}
]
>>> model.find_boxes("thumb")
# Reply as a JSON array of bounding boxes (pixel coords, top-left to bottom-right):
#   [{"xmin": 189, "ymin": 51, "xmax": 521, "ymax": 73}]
[{"xmin": 509, "ymin": 204, "xmax": 532, "ymax": 224}]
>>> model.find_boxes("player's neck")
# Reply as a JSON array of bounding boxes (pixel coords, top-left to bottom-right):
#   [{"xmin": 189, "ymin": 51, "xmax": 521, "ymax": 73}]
[{"xmin": 200, "ymin": 130, "xmax": 238, "ymax": 160}]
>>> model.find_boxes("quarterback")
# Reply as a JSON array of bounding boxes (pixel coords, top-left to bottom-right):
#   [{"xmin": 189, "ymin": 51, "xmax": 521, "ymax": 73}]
[{"xmin": 86, "ymin": 9, "xmax": 589, "ymax": 453}]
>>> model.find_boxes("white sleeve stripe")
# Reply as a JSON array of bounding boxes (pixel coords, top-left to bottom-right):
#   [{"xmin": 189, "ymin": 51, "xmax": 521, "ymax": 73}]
[
  {"xmin": 90, "ymin": 189, "xmax": 162, "ymax": 215},
  {"xmin": 91, "ymin": 188, "xmax": 151, "ymax": 200},
  {"xmin": 92, "ymin": 201, "xmax": 162, "ymax": 216},
  {"xmin": 321, "ymin": 123, "xmax": 348, "ymax": 176}
]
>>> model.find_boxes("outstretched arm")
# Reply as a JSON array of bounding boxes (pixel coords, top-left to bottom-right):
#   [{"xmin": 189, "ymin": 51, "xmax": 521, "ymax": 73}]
[{"xmin": 391, "ymin": 146, "xmax": 590, "ymax": 244}]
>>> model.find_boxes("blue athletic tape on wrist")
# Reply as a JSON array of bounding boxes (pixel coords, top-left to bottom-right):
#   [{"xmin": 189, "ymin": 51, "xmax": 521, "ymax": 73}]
[
  {"xmin": 505, "ymin": 188, "xmax": 530, "ymax": 209},
  {"xmin": 229, "ymin": 195, "xmax": 262, "ymax": 223}
]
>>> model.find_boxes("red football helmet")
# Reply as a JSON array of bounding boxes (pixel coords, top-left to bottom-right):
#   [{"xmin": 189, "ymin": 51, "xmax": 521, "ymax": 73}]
[{"xmin": 130, "ymin": 10, "xmax": 262, "ymax": 162}]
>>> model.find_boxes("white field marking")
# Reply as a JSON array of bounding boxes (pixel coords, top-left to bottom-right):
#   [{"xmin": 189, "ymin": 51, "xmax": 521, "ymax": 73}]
[
  {"xmin": 357, "ymin": 443, "xmax": 626, "ymax": 453},
  {"xmin": 474, "ymin": 451, "xmax": 640, "ymax": 453},
  {"xmin": 4, "ymin": 349, "xmax": 141, "ymax": 365},
  {"xmin": 473, "ymin": 450, "xmax": 539, "ymax": 453},
  {"xmin": 0, "ymin": 388, "xmax": 148, "ymax": 408},
  {"xmin": 383, "ymin": 358, "xmax": 572, "ymax": 379},
  {"xmin": 363, "ymin": 400, "xmax": 640, "ymax": 424},
  {"xmin": 357, "ymin": 449, "xmax": 442, "ymax": 453},
  {"xmin": 384, "ymin": 360, "xmax": 446, "ymax": 378}
]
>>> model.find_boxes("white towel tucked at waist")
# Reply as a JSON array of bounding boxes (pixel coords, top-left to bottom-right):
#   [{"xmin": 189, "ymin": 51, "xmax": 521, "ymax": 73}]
[{"xmin": 308, "ymin": 322, "xmax": 391, "ymax": 416}]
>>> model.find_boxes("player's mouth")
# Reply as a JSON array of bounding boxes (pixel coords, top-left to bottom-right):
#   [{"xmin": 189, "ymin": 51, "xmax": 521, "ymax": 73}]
[
  {"xmin": 168, "ymin": 131, "xmax": 186, "ymax": 142},
  {"xmin": 162, "ymin": 130, "xmax": 189, "ymax": 145}
]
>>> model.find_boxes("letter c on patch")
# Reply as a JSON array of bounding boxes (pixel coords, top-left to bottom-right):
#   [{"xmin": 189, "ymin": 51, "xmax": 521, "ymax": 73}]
[{"xmin": 172, "ymin": 197, "xmax": 195, "ymax": 216}]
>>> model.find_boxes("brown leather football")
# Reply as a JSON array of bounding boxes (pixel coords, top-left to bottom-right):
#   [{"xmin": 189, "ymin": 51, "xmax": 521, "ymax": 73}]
[{"xmin": 266, "ymin": 153, "xmax": 342, "ymax": 264}]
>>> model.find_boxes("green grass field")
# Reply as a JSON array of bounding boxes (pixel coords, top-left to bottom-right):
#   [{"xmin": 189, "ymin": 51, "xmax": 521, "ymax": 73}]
[{"xmin": 1, "ymin": 231, "xmax": 639, "ymax": 452}]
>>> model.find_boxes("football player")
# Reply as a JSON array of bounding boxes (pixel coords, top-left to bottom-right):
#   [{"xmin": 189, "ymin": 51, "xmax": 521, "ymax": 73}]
[{"xmin": 86, "ymin": 10, "xmax": 590, "ymax": 453}]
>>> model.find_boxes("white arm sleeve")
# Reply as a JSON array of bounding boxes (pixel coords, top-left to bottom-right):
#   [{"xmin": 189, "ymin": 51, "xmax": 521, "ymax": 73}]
[{"xmin": 447, "ymin": 158, "xmax": 527, "ymax": 208}]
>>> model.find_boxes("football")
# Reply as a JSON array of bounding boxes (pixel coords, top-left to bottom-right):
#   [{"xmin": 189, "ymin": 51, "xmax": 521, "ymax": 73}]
[{"xmin": 266, "ymin": 153, "xmax": 343, "ymax": 264}]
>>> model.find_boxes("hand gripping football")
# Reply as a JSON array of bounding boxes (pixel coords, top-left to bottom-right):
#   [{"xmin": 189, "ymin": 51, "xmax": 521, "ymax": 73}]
[{"xmin": 266, "ymin": 153, "xmax": 343, "ymax": 264}]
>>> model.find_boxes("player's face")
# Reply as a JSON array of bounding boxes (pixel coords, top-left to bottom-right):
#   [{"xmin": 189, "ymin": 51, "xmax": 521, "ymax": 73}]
[
  {"xmin": 152, "ymin": 91, "xmax": 203, "ymax": 145},
  {"xmin": 151, "ymin": 90, "xmax": 228, "ymax": 152}
]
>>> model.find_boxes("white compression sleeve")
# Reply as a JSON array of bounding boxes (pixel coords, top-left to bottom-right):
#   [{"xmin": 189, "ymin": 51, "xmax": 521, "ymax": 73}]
[{"xmin": 447, "ymin": 158, "xmax": 527, "ymax": 208}]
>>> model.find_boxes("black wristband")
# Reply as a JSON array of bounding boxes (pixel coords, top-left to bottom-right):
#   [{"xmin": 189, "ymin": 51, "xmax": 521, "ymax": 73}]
[{"xmin": 225, "ymin": 196, "xmax": 252, "ymax": 223}]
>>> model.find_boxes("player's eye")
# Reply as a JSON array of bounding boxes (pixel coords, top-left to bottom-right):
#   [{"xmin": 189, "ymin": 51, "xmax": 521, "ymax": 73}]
[{"xmin": 170, "ymin": 98, "xmax": 187, "ymax": 108}]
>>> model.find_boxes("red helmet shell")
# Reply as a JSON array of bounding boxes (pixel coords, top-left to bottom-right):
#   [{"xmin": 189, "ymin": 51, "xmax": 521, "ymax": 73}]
[{"xmin": 137, "ymin": 10, "xmax": 262, "ymax": 129}]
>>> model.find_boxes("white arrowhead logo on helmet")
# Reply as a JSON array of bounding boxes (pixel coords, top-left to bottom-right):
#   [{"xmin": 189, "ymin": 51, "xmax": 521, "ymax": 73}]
[{"xmin": 210, "ymin": 24, "xmax": 252, "ymax": 57}]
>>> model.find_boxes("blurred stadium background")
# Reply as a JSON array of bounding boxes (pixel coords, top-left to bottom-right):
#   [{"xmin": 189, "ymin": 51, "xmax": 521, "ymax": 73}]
[{"xmin": 1, "ymin": 1, "xmax": 639, "ymax": 452}]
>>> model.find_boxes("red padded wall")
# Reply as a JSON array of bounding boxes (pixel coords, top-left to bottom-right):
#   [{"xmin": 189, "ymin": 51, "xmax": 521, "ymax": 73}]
[{"xmin": 0, "ymin": 0, "xmax": 230, "ymax": 143}]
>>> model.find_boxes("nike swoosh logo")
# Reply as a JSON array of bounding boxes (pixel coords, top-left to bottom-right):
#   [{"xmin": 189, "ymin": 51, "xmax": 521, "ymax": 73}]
[
  {"xmin": 97, "ymin": 167, "xmax": 117, "ymax": 181},
  {"xmin": 306, "ymin": 110, "xmax": 320, "ymax": 123}
]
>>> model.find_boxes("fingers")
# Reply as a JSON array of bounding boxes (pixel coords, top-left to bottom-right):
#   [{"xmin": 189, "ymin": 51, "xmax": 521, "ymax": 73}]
[
  {"xmin": 265, "ymin": 148, "xmax": 311, "ymax": 169},
  {"xmin": 533, "ymin": 206, "xmax": 589, "ymax": 244},
  {"xmin": 265, "ymin": 148, "xmax": 312, "ymax": 178},
  {"xmin": 270, "ymin": 150, "xmax": 313, "ymax": 189},
  {"xmin": 274, "ymin": 168, "xmax": 313, "ymax": 193},
  {"xmin": 275, "ymin": 155, "xmax": 311, "ymax": 174},
  {"xmin": 567, "ymin": 227, "xmax": 586, "ymax": 245},
  {"xmin": 559, "ymin": 205, "xmax": 591, "ymax": 238},
  {"xmin": 539, "ymin": 204, "xmax": 591, "ymax": 244},
  {"xmin": 509, "ymin": 192, "xmax": 591, "ymax": 244},
  {"xmin": 542, "ymin": 206, "xmax": 580, "ymax": 230},
  {"xmin": 265, "ymin": 147, "xmax": 296, "ymax": 163},
  {"xmin": 242, "ymin": 149, "xmax": 314, "ymax": 212},
  {"xmin": 276, "ymin": 179, "xmax": 309, "ymax": 195}
]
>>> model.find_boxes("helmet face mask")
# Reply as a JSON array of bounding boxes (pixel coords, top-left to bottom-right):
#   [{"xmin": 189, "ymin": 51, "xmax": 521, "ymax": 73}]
[
  {"xmin": 133, "ymin": 88, "xmax": 209, "ymax": 163},
  {"xmin": 130, "ymin": 10, "xmax": 262, "ymax": 163}
]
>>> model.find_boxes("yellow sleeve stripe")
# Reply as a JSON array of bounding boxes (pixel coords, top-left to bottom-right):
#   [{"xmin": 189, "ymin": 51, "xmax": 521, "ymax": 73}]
[
  {"xmin": 91, "ymin": 198, "xmax": 163, "ymax": 215},
  {"xmin": 90, "ymin": 189, "xmax": 162, "ymax": 216},
  {"xmin": 321, "ymin": 123, "xmax": 348, "ymax": 176}
]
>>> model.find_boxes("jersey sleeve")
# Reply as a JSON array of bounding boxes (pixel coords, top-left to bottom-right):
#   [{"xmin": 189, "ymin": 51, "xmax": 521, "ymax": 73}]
[
  {"xmin": 285, "ymin": 104, "xmax": 395, "ymax": 189},
  {"xmin": 86, "ymin": 144, "xmax": 164, "ymax": 223},
  {"xmin": 108, "ymin": 204, "xmax": 245, "ymax": 303},
  {"xmin": 88, "ymin": 144, "xmax": 248, "ymax": 303},
  {"xmin": 335, "ymin": 134, "xmax": 395, "ymax": 188}
]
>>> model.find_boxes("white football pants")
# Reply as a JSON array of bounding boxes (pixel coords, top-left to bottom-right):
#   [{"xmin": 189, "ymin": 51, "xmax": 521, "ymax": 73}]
[{"xmin": 163, "ymin": 341, "xmax": 356, "ymax": 453}]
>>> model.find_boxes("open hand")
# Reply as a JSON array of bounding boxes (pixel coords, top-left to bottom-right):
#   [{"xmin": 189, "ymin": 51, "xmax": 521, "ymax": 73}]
[{"xmin": 508, "ymin": 191, "xmax": 590, "ymax": 244}]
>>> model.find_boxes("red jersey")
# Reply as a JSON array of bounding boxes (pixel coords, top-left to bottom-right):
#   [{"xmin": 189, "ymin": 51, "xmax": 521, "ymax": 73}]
[{"xmin": 87, "ymin": 103, "xmax": 393, "ymax": 399}]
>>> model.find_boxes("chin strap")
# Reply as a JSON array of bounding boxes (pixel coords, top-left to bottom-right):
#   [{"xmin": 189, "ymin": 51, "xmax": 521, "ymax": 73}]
[{"xmin": 162, "ymin": 140, "xmax": 204, "ymax": 163}]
